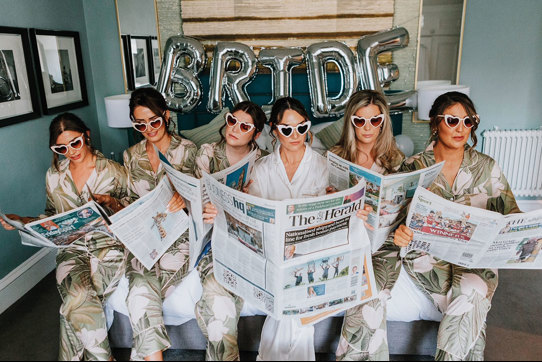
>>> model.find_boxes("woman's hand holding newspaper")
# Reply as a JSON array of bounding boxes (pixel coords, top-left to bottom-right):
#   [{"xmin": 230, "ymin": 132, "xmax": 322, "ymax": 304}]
[
  {"xmin": 203, "ymin": 203, "xmax": 218, "ymax": 224},
  {"xmin": 394, "ymin": 224, "xmax": 414, "ymax": 247}
]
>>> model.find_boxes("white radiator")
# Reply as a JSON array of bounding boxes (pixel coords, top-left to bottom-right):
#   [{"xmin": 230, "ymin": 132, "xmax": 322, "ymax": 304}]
[{"xmin": 482, "ymin": 129, "xmax": 542, "ymax": 198}]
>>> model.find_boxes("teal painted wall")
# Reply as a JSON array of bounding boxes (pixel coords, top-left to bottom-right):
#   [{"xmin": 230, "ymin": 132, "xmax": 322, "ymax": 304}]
[
  {"xmin": 0, "ymin": 0, "xmax": 128, "ymax": 279},
  {"xmin": 459, "ymin": 0, "xmax": 542, "ymax": 135},
  {"xmin": 82, "ymin": 0, "xmax": 130, "ymax": 161}
]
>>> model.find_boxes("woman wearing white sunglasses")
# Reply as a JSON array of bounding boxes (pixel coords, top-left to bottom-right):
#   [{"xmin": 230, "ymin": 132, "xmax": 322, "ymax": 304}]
[
  {"xmin": 122, "ymin": 87, "xmax": 197, "ymax": 361},
  {"xmin": 329, "ymin": 90, "xmax": 404, "ymax": 361},
  {"xmin": 200, "ymin": 97, "xmax": 327, "ymax": 360},
  {"xmin": 0, "ymin": 113, "xmax": 130, "ymax": 361},
  {"xmin": 249, "ymin": 97, "xmax": 328, "ymax": 360},
  {"xmin": 194, "ymin": 101, "xmax": 268, "ymax": 361},
  {"xmin": 393, "ymin": 92, "xmax": 520, "ymax": 360}
]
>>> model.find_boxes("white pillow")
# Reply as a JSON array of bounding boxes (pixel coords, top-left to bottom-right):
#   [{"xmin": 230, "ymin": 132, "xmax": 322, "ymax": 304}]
[
  {"xmin": 255, "ymin": 124, "xmax": 274, "ymax": 154},
  {"xmin": 386, "ymin": 268, "xmax": 443, "ymax": 322}
]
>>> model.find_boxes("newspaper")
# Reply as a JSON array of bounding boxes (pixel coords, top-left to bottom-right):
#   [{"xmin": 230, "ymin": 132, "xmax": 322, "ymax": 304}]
[
  {"xmin": 109, "ymin": 178, "xmax": 190, "ymax": 270},
  {"xmin": 204, "ymin": 173, "xmax": 378, "ymax": 325},
  {"xmin": 1, "ymin": 202, "xmax": 112, "ymax": 249},
  {"xmin": 158, "ymin": 148, "xmax": 260, "ymax": 269},
  {"xmin": 327, "ymin": 152, "xmax": 444, "ymax": 251},
  {"xmin": 405, "ymin": 186, "xmax": 542, "ymax": 269}
]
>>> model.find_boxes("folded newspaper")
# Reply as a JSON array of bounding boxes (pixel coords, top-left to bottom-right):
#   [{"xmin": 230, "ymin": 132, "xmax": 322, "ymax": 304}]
[
  {"xmin": 327, "ymin": 152, "xmax": 444, "ymax": 251},
  {"xmin": 203, "ymin": 173, "xmax": 378, "ymax": 325},
  {"xmin": 108, "ymin": 178, "xmax": 190, "ymax": 270},
  {"xmin": 0, "ymin": 202, "xmax": 112, "ymax": 249},
  {"xmin": 158, "ymin": 148, "xmax": 260, "ymax": 269},
  {"xmin": 405, "ymin": 186, "xmax": 542, "ymax": 269}
]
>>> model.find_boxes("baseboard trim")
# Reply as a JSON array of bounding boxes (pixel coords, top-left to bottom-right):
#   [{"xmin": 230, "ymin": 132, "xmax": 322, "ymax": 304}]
[{"xmin": 0, "ymin": 248, "xmax": 56, "ymax": 314}]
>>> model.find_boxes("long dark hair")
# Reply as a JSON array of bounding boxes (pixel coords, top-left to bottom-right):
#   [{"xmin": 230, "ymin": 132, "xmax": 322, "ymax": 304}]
[
  {"xmin": 219, "ymin": 101, "xmax": 267, "ymax": 148},
  {"xmin": 269, "ymin": 97, "xmax": 312, "ymax": 145},
  {"xmin": 429, "ymin": 91, "xmax": 479, "ymax": 147},
  {"xmin": 49, "ymin": 113, "xmax": 94, "ymax": 171},
  {"xmin": 129, "ymin": 87, "xmax": 173, "ymax": 134}
]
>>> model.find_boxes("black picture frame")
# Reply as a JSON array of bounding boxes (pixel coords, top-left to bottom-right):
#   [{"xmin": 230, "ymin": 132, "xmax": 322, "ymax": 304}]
[
  {"xmin": 122, "ymin": 34, "xmax": 153, "ymax": 90},
  {"xmin": 30, "ymin": 29, "xmax": 88, "ymax": 115},
  {"xmin": 0, "ymin": 26, "xmax": 40, "ymax": 128},
  {"xmin": 121, "ymin": 34, "xmax": 135, "ymax": 90},
  {"xmin": 149, "ymin": 36, "xmax": 160, "ymax": 85}
]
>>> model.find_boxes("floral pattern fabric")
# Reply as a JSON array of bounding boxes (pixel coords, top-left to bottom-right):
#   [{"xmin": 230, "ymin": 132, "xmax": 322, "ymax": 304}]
[
  {"xmin": 122, "ymin": 134, "xmax": 196, "ymax": 360},
  {"xmin": 400, "ymin": 143, "xmax": 520, "ymax": 360},
  {"xmin": 47, "ymin": 153, "xmax": 129, "ymax": 361},
  {"xmin": 335, "ymin": 159, "xmax": 403, "ymax": 361},
  {"xmin": 193, "ymin": 141, "xmax": 267, "ymax": 179},
  {"xmin": 194, "ymin": 141, "xmax": 267, "ymax": 361}
]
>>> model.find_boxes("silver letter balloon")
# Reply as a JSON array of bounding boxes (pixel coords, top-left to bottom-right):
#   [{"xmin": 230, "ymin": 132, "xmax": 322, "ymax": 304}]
[
  {"xmin": 156, "ymin": 36, "xmax": 206, "ymax": 113},
  {"xmin": 357, "ymin": 27, "xmax": 415, "ymax": 109},
  {"xmin": 207, "ymin": 42, "xmax": 258, "ymax": 113},
  {"xmin": 306, "ymin": 41, "xmax": 359, "ymax": 117},
  {"xmin": 155, "ymin": 27, "xmax": 417, "ymax": 116},
  {"xmin": 259, "ymin": 47, "xmax": 305, "ymax": 111}
]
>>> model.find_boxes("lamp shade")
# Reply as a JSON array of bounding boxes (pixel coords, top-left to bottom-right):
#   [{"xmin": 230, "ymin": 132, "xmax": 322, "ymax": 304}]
[
  {"xmin": 105, "ymin": 94, "xmax": 132, "ymax": 128},
  {"xmin": 417, "ymin": 84, "xmax": 470, "ymax": 120}
]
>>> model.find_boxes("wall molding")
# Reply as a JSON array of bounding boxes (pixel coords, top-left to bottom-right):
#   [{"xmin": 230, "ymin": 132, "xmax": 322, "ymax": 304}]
[{"xmin": 0, "ymin": 248, "xmax": 56, "ymax": 315}]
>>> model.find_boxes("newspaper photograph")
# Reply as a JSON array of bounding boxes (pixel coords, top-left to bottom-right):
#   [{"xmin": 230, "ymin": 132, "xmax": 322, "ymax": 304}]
[
  {"xmin": 109, "ymin": 178, "xmax": 190, "ymax": 270},
  {"xmin": 158, "ymin": 148, "xmax": 260, "ymax": 269},
  {"xmin": 298, "ymin": 251, "xmax": 375, "ymax": 325},
  {"xmin": 204, "ymin": 173, "xmax": 378, "ymax": 323},
  {"xmin": 327, "ymin": 152, "xmax": 444, "ymax": 251},
  {"xmin": 405, "ymin": 186, "xmax": 542, "ymax": 269},
  {"xmin": 1, "ymin": 202, "xmax": 112, "ymax": 249}
]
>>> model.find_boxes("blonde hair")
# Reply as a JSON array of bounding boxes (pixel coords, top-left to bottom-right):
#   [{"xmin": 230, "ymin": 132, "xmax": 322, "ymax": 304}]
[{"xmin": 331, "ymin": 90, "xmax": 403, "ymax": 173}]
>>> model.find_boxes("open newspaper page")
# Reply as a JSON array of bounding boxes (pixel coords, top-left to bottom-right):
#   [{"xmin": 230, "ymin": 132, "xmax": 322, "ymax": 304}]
[
  {"xmin": 158, "ymin": 153, "xmax": 209, "ymax": 270},
  {"xmin": 0, "ymin": 209, "xmax": 51, "ymax": 247},
  {"xmin": 6, "ymin": 202, "xmax": 112, "ymax": 248},
  {"xmin": 205, "ymin": 173, "xmax": 281, "ymax": 316},
  {"xmin": 298, "ymin": 247, "xmax": 376, "ymax": 325},
  {"xmin": 204, "ymin": 173, "xmax": 377, "ymax": 324},
  {"xmin": 211, "ymin": 148, "xmax": 259, "ymax": 187},
  {"xmin": 158, "ymin": 148, "xmax": 259, "ymax": 269},
  {"xmin": 109, "ymin": 178, "xmax": 190, "ymax": 270},
  {"xmin": 473, "ymin": 209, "xmax": 542, "ymax": 269},
  {"xmin": 327, "ymin": 152, "xmax": 443, "ymax": 251},
  {"xmin": 404, "ymin": 187, "xmax": 504, "ymax": 268}
]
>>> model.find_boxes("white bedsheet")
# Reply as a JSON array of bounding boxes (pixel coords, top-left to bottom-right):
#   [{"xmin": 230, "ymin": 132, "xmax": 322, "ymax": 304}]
[{"xmin": 105, "ymin": 267, "xmax": 441, "ymax": 330}]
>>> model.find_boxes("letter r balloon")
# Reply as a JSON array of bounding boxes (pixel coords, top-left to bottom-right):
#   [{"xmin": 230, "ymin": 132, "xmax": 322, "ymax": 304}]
[{"xmin": 207, "ymin": 42, "xmax": 258, "ymax": 113}]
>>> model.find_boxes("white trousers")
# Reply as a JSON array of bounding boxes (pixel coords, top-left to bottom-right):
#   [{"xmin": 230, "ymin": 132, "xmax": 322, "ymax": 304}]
[{"xmin": 257, "ymin": 316, "xmax": 315, "ymax": 361}]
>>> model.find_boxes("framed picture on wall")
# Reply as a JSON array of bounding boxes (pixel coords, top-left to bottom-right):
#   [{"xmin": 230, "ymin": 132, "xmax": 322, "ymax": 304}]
[
  {"xmin": 150, "ymin": 36, "xmax": 160, "ymax": 84},
  {"xmin": 122, "ymin": 35, "xmax": 153, "ymax": 90},
  {"xmin": 30, "ymin": 29, "xmax": 88, "ymax": 114},
  {"xmin": 0, "ymin": 26, "xmax": 40, "ymax": 128}
]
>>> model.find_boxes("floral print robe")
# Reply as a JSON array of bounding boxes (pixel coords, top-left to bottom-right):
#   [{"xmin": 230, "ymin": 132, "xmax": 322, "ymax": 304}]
[
  {"xmin": 47, "ymin": 152, "xmax": 129, "ymax": 361},
  {"xmin": 194, "ymin": 141, "xmax": 267, "ymax": 361},
  {"xmin": 400, "ymin": 143, "xmax": 519, "ymax": 361},
  {"xmin": 334, "ymin": 155, "xmax": 404, "ymax": 361},
  {"xmin": 123, "ymin": 134, "xmax": 197, "ymax": 360}
]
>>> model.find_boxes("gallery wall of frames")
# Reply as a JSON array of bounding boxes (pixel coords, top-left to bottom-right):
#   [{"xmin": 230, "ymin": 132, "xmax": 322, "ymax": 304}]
[{"xmin": 0, "ymin": 26, "xmax": 88, "ymax": 128}]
